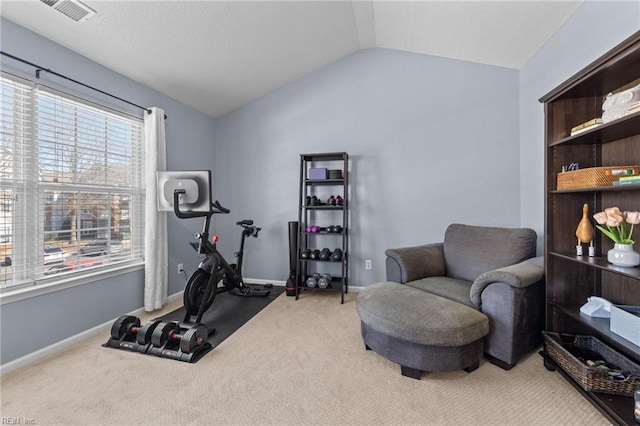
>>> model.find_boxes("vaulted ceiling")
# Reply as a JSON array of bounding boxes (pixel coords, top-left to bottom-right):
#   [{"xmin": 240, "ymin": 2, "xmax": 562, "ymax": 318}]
[{"xmin": 1, "ymin": 1, "xmax": 582, "ymax": 118}]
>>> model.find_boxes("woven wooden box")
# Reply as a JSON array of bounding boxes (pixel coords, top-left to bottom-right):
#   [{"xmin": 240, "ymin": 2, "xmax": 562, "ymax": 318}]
[
  {"xmin": 556, "ymin": 166, "xmax": 640, "ymax": 190},
  {"xmin": 542, "ymin": 331, "xmax": 640, "ymax": 396}
]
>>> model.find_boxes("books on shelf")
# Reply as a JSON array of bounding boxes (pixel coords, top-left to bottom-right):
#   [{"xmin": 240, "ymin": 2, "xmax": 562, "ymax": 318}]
[
  {"xmin": 570, "ymin": 118, "xmax": 603, "ymax": 135},
  {"xmin": 611, "ymin": 168, "xmax": 636, "ymax": 176},
  {"xmin": 612, "ymin": 171, "xmax": 640, "ymax": 186},
  {"xmin": 618, "ymin": 174, "xmax": 640, "ymax": 182},
  {"xmin": 613, "ymin": 179, "xmax": 640, "ymax": 186},
  {"xmin": 614, "ymin": 174, "xmax": 640, "ymax": 185}
]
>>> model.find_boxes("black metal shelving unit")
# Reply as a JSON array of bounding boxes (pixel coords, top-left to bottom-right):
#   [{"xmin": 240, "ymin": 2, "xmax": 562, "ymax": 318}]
[{"xmin": 295, "ymin": 152, "xmax": 349, "ymax": 303}]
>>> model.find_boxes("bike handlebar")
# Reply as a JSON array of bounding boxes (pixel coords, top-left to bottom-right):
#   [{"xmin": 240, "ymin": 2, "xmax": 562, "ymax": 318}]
[
  {"xmin": 172, "ymin": 190, "xmax": 230, "ymax": 219},
  {"xmin": 212, "ymin": 200, "xmax": 230, "ymax": 214}
]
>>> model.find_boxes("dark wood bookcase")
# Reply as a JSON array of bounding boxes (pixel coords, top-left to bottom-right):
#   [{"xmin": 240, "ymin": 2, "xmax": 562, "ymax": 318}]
[{"xmin": 540, "ymin": 30, "xmax": 640, "ymax": 425}]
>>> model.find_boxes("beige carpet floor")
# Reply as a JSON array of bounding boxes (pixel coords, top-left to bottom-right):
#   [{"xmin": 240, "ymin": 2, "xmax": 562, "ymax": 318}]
[{"xmin": 1, "ymin": 291, "xmax": 610, "ymax": 425}]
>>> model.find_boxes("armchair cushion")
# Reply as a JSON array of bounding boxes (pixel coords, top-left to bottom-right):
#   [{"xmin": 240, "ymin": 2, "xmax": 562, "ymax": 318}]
[
  {"xmin": 406, "ymin": 277, "xmax": 474, "ymax": 308},
  {"xmin": 443, "ymin": 224, "xmax": 537, "ymax": 282}
]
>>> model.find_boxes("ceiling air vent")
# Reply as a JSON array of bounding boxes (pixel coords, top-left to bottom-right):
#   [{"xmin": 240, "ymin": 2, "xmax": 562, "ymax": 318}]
[{"xmin": 39, "ymin": 0, "xmax": 97, "ymax": 23}]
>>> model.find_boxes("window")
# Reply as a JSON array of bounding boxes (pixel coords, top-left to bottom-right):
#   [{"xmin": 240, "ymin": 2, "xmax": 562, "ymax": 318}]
[{"xmin": 0, "ymin": 73, "xmax": 145, "ymax": 290}]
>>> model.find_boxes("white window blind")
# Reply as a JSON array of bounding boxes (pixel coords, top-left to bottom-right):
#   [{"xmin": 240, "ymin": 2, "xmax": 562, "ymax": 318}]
[{"xmin": 0, "ymin": 73, "xmax": 145, "ymax": 290}]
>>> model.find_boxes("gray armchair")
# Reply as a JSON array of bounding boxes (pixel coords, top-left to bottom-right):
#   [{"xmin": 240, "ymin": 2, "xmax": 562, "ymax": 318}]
[{"xmin": 385, "ymin": 223, "xmax": 545, "ymax": 369}]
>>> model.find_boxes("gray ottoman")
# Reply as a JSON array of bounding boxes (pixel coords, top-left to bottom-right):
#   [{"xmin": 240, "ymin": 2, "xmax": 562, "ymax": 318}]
[{"xmin": 356, "ymin": 282, "xmax": 490, "ymax": 379}]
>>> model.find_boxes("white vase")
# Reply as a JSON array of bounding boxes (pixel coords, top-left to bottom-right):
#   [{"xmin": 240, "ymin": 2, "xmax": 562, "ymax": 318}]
[{"xmin": 607, "ymin": 243, "xmax": 640, "ymax": 267}]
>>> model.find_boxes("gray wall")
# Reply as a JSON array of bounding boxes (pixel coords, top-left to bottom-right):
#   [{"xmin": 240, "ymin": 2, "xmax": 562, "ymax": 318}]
[
  {"xmin": 519, "ymin": 1, "xmax": 640, "ymax": 253},
  {"xmin": 214, "ymin": 48, "xmax": 520, "ymax": 288},
  {"xmin": 0, "ymin": 18, "xmax": 217, "ymax": 364},
  {"xmin": 215, "ymin": 0, "xmax": 640, "ymax": 289}
]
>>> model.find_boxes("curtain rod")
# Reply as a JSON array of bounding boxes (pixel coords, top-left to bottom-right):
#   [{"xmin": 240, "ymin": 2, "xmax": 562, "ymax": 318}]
[{"xmin": 1, "ymin": 51, "xmax": 167, "ymax": 119}]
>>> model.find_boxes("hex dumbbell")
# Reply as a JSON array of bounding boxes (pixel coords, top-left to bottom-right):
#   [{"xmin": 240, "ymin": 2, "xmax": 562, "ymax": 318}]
[{"xmin": 318, "ymin": 273, "xmax": 332, "ymax": 288}]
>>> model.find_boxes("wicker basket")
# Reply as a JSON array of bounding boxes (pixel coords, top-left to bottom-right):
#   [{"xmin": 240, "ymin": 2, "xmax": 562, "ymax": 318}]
[
  {"xmin": 542, "ymin": 331, "xmax": 640, "ymax": 396},
  {"xmin": 556, "ymin": 166, "xmax": 640, "ymax": 190}
]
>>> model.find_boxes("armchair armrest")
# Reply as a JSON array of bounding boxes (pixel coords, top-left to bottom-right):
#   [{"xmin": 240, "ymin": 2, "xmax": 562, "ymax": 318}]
[
  {"xmin": 470, "ymin": 256, "xmax": 544, "ymax": 308},
  {"xmin": 385, "ymin": 243, "xmax": 446, "ymax": 283}
]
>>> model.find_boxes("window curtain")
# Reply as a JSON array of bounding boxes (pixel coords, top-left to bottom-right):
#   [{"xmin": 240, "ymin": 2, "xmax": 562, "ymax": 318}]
[{"xmin": 144, "ymin": 107, "xmax": 168, "ymax": 311}]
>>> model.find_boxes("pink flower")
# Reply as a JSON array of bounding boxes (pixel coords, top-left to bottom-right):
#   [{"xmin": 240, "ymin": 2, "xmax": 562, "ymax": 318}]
[
  {"xmin": 625, "ymin": 211, "xmax": 640, "ymax": 225},
  {"xmin": 606, "ymin": 215, "xmax": 623, "ymax": 227},
  {"xmin": 593, "ymin": 206, "xmax": 640, "ymax": 244},
  {"xmin": 593, "ymin": 212, "xmax": 608, "ymax": 225},
  {"xmin": 604, "ymin": 207, "xmax": 624, "ymax": 227}
]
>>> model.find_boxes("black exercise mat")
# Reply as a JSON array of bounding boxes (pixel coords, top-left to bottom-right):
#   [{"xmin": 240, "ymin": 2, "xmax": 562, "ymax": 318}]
[{"xmin": 154, "ymin": 284, "xmax": 284, "ymax": 356}]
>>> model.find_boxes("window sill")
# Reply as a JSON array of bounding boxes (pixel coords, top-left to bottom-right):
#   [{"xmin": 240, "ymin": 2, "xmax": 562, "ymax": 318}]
[{"xmin": 0, "ymin": 261, "xmax": 144, "ymax": 305}]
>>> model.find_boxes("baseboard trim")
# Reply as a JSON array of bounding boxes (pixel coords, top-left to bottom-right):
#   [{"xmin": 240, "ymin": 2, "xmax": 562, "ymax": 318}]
[
  {"xmin": 1, "ymin": 280, "xmax": 305, "ymax": 375},
  {"xmin": 246, "ymin": 278, "xmax": 362, "ymax": 293},
  {"xmin": 0, "ymin": 292, "xmax": 182, "ymax": 376},
  {"xmin": 244, "ymin": 278, "xmax": 285, "ymax": 287}
]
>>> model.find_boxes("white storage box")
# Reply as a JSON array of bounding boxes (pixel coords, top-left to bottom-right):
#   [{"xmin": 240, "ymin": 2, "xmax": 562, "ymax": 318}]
[{"xmin": 610, "ymin": 305, "xmax": 640, "ymax": 346}]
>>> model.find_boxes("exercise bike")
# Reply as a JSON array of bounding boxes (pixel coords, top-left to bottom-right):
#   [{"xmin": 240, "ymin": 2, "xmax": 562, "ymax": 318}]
[
  {"xmin": 104, "ymin": 189, "xmax": 269, "ymax": 362},
  {"xmin": 176, "ymin": 189, "xmax": 271, "ymax": 326}
]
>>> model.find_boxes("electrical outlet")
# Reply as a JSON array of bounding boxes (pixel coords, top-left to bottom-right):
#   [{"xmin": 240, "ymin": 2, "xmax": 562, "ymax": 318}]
[
  {"xmin": 177, "ymin": 263, "xmax": 184, "ymax": 274},
  {"xmin": 365, "ymin": 259, "xmax": 372, "ymax": 270}
]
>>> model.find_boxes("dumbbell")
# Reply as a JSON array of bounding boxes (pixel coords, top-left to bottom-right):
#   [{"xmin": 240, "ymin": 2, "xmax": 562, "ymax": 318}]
[
  {"xmin": 309, "ymin": 249, "xmax": 321, "ymax": 260},
  {"xmin": 305, "ymin": 196, "xmax": 321, "ymax": 206},
  {"xmin": 109, "ymin": 315, "xmax": 161, "ymax": 345},
  {"xmin": 110, "ymin": 315, "xmax": 141, "ymax": 341},
  {"xmin": 301, "ymin": 249, "xmax": 311, "ymax": 259},
  {"xmin": 318, "ymin": 273, "xmax": 332, "ymax": 289},
  {"xmin": 306, "ymin": 273, "xmax": 321, "ymax": 288},
  {"xmin": 305, "ymin": 225, "xmax": 320, "ymax": 233},
  {"xmin": 151, "ymin": 321, "xmax": 209, "ymax": 353},
  {"xmin": 319, "ymin": 248, "xmax": 332, "ymax": 260},
  {"xmin": 135, "ymin": 319, "xmax": 163, "ymax": 345},
  {"xmin": 331, "ymin": 248, "xmax": 343, "ymax": 261}
]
